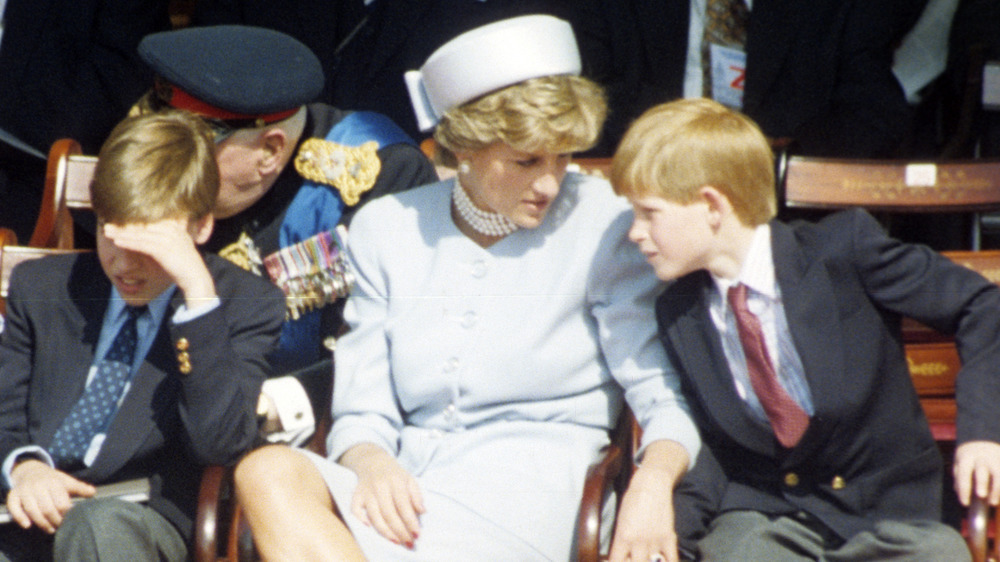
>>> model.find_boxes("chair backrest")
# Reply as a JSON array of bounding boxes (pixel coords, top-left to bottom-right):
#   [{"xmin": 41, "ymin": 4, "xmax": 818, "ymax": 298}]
[
  {"xmin": 0, "ymin": 243, "xmax": 85, "ymax": 317},
  {"xmin": 29, "ymin": 139, "xmax": 97, "ymax": 249},
  {"xmin": 903, "ymin": 249, "xmax": 1000, "ymax": 442},
  {"xmin": 569, "ymin": 158, "xmax": 612, "ymax": 180},
  {"xmin": 778, "ymin": 155, "xmax": 1000, "ymax": 249}
]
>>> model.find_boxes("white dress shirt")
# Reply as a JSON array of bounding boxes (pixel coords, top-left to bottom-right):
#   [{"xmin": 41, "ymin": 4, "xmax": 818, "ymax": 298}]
[{"xmin": 709, "ymin": 223, "xmax": 813, "ymax": 423}]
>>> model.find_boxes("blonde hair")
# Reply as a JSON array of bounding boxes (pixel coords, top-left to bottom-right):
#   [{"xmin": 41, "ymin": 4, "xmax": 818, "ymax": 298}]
[
  {"xmin": 91, "ymin": 111, "xmax": 219, "ymax": 223},
  {"xmin": 433, "ymin": 75, "xmax": 607, "ymax": 167},
  {"xmin": 612, "ymin": 98, "xmax": 776, "ymax": 226}
]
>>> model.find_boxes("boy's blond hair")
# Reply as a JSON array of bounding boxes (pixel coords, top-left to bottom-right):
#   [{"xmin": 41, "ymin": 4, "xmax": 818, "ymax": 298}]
[
  {"xmin": 91, "ymin": 110, "xmax": 219, "ymax": 224},
  {"xmin": 433, "ymin": 75, "xmax": 607, "ymax": 167},
  {"xmin": 612, "ymin": 98, "xmax": 776, "ymax": 226}
]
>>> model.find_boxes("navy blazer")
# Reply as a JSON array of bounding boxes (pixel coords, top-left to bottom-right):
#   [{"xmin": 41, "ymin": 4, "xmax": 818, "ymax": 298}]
[
  {"xmin": 659, "ymin": 209, "xmax": 1000, "ymax": 547},
  {"xmin": 0, "ymin": 252, "xmax": 284, "ymax": 540}
]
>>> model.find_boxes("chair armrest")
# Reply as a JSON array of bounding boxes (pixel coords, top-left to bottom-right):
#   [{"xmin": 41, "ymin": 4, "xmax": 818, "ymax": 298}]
[
  {"xmin": 195, "ymin": 464, "xmax": 233, "ymax": 562},
  {"xmin": 576, "ymin": 442, "xmax": 625, "ymax": 562},
  {"xmin": 967, "ymin": 494, "xmax": 990, "ymax": 562},
  {"xmin": 0, "ymin": 228, "xmax": 17, "ymax": 246}
]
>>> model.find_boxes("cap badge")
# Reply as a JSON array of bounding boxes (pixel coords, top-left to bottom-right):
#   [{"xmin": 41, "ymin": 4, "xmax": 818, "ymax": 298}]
[{"xmin": 294, "ymin": 139, "xmax": 381, "ymax": 206}]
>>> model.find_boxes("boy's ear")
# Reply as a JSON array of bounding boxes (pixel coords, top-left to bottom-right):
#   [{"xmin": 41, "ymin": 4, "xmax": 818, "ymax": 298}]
[
  {"xmin": 190, "ymin": 214, "xmax": 215, "ymax": 245},
  {"xmin": 699, "ymin": 185, "xmax": 732, "ymax": 227}
]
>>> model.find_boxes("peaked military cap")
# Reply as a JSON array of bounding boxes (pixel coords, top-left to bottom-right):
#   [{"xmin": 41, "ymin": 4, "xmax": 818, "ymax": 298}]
[{"xmin": 138, "ymin": 25, "xmax": 324, "ymax": 126}]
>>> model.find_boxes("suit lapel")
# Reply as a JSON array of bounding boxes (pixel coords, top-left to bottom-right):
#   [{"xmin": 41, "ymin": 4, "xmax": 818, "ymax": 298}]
[
  {"xmin": 41, "ymin": 256, "xmax": 111, "ymax": 445},
  {"xmin": 770, "ymin": 221, "xmax": 850, "ymax": 460},
  {"xmin": 662, "ymin": 272, "xmax": 778, "ymax": 457},
  {"xmin": 82, "ymin": 289, "xmax": 181, "ymax": 481}
]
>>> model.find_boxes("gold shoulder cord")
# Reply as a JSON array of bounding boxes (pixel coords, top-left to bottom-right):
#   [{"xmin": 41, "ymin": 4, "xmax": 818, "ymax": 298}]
[{"xmin": 294, "ymin": 138, "xmax": 381, "ymax": 205}]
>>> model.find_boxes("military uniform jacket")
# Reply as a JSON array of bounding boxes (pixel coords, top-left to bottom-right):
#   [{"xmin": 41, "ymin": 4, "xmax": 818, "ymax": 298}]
[
  {"xmin": 662, "ymin": 209, "xmax": 1000, "ymax": 548},
  {"xmin": 205, "ymin": 103, "xmax": 436, "ymax": 372}
]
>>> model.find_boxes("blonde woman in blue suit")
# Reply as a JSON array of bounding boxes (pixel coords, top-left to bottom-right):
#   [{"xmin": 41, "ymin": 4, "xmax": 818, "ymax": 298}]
[{"xmin": 233, "ymin": 15, "xmax": 702, "ymax": 562}]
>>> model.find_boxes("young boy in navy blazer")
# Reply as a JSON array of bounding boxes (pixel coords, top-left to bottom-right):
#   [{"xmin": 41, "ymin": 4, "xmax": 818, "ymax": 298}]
[
  {"xmin": 607, "ymin": 98, "xmax": 1000, "ymax": 562},
  {"xmin": 0, "ymin": 111, "xmax": 285, "ymax": 561}
]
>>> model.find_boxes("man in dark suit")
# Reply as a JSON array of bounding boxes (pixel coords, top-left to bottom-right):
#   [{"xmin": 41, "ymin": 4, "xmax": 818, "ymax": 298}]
[
  {"xmin": 0, "ymin": 0, "xmax": 171, "ymax": 242},
  {"xmin": 0, "ymin": 111, "xmax": 284, "ymax": 561},
  {"xmin": 575, "ymin": 0, "xmax": 922, "ymax": 158},
  {"xmin": 607, "ymin": 98, "xmax": 1000, "ymax": 561}
]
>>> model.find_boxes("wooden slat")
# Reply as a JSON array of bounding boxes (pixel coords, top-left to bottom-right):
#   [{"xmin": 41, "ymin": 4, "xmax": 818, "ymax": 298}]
[
  {"xmin": 65, "ymin": 156, "xmax": 97, "ymax": 210},
  {"xmin": 783, "ymin": 157, "xmax": 1000, "ymax": 212}
]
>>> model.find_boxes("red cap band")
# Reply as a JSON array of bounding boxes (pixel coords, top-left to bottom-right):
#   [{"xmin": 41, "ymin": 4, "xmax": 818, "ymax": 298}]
[{"xmin": 168, "ymin": 86, "xmax": 298, "ymax": 124}]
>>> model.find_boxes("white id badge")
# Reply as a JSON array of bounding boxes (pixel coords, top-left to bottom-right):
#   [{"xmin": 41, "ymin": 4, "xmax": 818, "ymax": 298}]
[{"xmin": 710, "ymin": 44, "xmax": 747, "ymax": 109}]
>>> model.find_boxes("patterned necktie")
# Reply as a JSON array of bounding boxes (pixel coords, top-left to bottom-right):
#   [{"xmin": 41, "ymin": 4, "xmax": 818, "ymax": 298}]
[
  {"xmin": 727, "ymin": 284, "xmax": 809, "ymax": 447},
  {"xmin": 702, "ymin": 0, "xmax": 750, "ymax": 97},
  {"xmin": 49, "ymin": 306, "xmax": 145, "ymax": 466}
]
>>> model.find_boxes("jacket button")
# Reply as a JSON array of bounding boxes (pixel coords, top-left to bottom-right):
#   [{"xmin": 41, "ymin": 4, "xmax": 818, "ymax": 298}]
[
  {"xmin": 784, "ymin": 472, "xmax": 800, "ymax": 487},
  {"xmin": 832, "ymin": 476, "xmax": 846, "ymax": 490},
  {"xmin": 176, "ymin": 337, "xmax": 190, "ymax": 351},
  {"xmin": 177, "ymin": 351, "xmax": 192, "ymax": 374}
]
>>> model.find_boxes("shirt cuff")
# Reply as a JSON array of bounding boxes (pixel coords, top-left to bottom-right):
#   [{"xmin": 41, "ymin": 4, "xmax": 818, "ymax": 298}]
[
  {"xmin": 171, "ymin": 297, "xmax": 221, "ymax": 324},
  {"xmin": 261, "ymin": 376, "xmax": 316, "ymax": 446},
  {"xmin": 2, "ymin": 446, "xmax": 54, "ymax": 489}
]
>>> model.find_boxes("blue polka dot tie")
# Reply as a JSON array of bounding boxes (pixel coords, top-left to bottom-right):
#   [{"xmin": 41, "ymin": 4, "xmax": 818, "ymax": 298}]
[{"xmin": 49, "ymin": 306, "xmax": 145, "ymax": 466}]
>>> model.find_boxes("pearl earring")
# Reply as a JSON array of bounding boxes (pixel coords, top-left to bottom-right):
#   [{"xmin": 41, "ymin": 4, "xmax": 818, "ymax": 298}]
[{"xmin": 458, "ymin": 161, "xmax": 471, "ymax": 175}]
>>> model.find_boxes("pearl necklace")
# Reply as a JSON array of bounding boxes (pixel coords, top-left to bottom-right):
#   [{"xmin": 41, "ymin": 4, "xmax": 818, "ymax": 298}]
[{"xmin": 452, "ymin": 179, "xmax": 519, "ymax": 238}]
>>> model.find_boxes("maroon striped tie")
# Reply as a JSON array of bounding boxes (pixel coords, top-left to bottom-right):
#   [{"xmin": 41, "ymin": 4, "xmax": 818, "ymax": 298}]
[{"xmin": 728, "ymin": 283, "xmax": 809, "ymax": 447}]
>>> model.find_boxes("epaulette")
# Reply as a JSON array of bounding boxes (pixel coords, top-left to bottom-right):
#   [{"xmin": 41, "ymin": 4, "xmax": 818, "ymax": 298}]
[
  {"xmin": 218, "ymin": 231, "xmax": 263, "ymax": 276},
  {"xmin": 293, "ymin": 138, "xmax": 381, "ymax": 206}
]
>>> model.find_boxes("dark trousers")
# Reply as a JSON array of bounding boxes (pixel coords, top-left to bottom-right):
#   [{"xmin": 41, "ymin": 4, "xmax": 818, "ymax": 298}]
[
  {"xmin": 0, "ymin": 498, "xmax": 186, "ymax": 562},
  {"xmin": 696, "ymin": 510, "xmax": 970, "ymax": 562}
]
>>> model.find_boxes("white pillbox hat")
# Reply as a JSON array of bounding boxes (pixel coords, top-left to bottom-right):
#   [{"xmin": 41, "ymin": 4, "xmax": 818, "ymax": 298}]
[{"xmin": 404, "ymin": 15, "xmax": 582, "ymax": 132}]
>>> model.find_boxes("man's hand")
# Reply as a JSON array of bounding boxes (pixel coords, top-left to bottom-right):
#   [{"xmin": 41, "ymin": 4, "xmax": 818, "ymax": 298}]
[
  {"xmin": 954, "ymin": 440, "xmax": 1000, "ymax": 506},
  {"xmin": 6, "ymin": 460, "xmax": 95, "ymax": 533},
  {"xmin": 103, "ymin": 218, "xmax": 216, "ymax": 309},
  {"xmin": 609, "ymin": 440, "xmax": 689, "ymax": 562},
  {"xmin": 339, "ymin": 443, "xmax": 425, "ymax": 548}
]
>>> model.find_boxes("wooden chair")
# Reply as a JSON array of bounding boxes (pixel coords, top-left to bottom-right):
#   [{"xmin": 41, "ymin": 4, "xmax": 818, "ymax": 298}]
[
  {"xmin": 576, "ymin": 409, "xmax": 636, "ymax": 562},
  {"xmin": 777, "ymin": 154, "xmax": 1000, "ymax": 249},
  {"xmin": 195, "ymin": 387, "xmax": 334, "ymax": 562},
  {"xmin": 29, "ymin": 138, "xmax": 96, "ymax": 249}
]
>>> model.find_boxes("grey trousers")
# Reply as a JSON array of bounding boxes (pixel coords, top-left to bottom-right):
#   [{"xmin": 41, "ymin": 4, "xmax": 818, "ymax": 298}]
[
  {"xmin": 0, "ymin": 498, "xmax": 187, "ymax": 562},
  {"xmin": 697, "ymin": 510, "xmax": 970, "ymax": 562}
]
